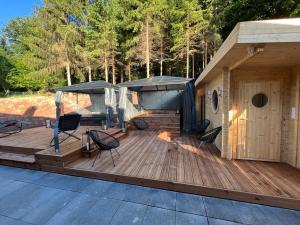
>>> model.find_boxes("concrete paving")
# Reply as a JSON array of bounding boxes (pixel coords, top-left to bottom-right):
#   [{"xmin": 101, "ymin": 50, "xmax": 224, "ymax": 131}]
[{"xmin": 0, "ymin": 165, "xmax": 299, "ymax": 225}]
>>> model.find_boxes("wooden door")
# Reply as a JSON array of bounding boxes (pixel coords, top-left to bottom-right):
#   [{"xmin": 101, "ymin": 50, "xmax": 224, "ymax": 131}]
[{"xmin": 237, "ymin": 80, "xmax": 282, "ymax": 161}]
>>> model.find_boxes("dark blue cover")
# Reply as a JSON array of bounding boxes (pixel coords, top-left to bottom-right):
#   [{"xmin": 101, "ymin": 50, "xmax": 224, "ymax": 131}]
[{"xmin": 183, "ymin": 80, "xmax": 196, "ymax": 133}]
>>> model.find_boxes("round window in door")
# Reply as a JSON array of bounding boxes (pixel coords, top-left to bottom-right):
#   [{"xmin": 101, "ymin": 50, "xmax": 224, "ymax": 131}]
[
  {"xmin": 211, "ymin": 90, "xmax": 219, "ymax": 113},
  {"xmin": 252, "ymin": 93, "xmax": 268, "ymax": 108}
]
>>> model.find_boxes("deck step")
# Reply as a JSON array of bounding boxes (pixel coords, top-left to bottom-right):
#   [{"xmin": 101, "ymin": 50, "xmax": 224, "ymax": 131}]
[{"xmin": 0, "ymin": 151, "xmax": 35, "ymax": 164}]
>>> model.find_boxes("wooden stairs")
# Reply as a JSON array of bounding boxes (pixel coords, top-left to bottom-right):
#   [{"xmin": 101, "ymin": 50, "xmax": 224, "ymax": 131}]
[{"xmin": 0, "ymin": 128, "xmax": 127, "ymax": 170}]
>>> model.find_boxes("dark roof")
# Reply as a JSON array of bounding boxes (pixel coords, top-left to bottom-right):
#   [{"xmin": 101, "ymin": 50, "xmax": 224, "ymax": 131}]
[
  {"xmin": 120, "ymin": 76, "xmax": 192, "ymax": 91},
  {"xmin": 57, "ymin": 80, "xmax": 118, "ymax": 94}
]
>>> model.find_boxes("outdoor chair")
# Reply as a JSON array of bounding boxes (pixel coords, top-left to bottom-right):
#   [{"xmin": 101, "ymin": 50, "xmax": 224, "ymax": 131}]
[
  {"xmin": 195, "ymin": 119, "xmax": 210, "ymax": 135},
  {"xmin": 50, "ymin": 114, "xmax": 81, "ymax": 146},
  {"xmin": 89, "ymin": 130, "xmax": 120, "ymax": 167},
  {"xmin": 198, "ymin": 126, "xmax": 222, "ymax": 149},
  {"xmin": 131, "ymin": 118, "xmax": 149, "ymax": 130},
  {"xmin": 0, "ymin": 120, "xmax": 23, "ymax": 138}
]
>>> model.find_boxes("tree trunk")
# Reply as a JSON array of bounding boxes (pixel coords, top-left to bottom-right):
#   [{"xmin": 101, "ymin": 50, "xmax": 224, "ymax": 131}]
[
  {"xmin": 112, "ymin": 54, "xmax": 116, "ymax": 84},
  {"xmin": 88, "ymin": 65, "xmax": 92, "ymax": 82},
  {"xmin": 146, "ymin": 19, "xmax": 150, "ymax": 78},
  {"xmin": 192, "ymin": 53, "xmax": 195, "ymax": 79},
  {"xmin": 120, "ymin": 67, "xmax": 124, "ymax": 83},
  {"xmin": 104, "ymin": 55, "xmax": 108, "ymax": 82},
  {"xmin": 66, "ymin": 63, "xmax": 71, "ymax": 86},
  {"xmin": 186, "ymin": 38, "xmax": 190, "ymax": 78},
  {"xmin": 186, "ymin": 17, "xmax": 190, "ymax": 78},
  {"xmin": 128, "ymin": 61, "xmax": 131, "ymax": 81},
  {"xmin": 160, "ymin": 39, "xmax": 163, "ymax": 76},
  {"xmin": 202, "ymin": 51, "xmax": 205, "ymax": 69},
  {"xmin": 204, "ymin": 37, "xmax": 208, "ymax": 67}
]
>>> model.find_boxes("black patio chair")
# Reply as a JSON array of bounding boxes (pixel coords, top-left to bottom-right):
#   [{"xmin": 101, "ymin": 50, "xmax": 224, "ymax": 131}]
[
  {"xmin": 0, "ymin": 120, "xmax": 23, "ymax": 138},
  {"xmin": 198, "ymin": 126, "xmax": 222, "ymax": 149},
  {"xmin": 131, "ymin": 118, "xmax": 149, "ymax": 130},
  {"xmin": 50, "ymin": 114, "xmax": 81, "ymax": 146},
  {"xmin": 195, "ymin": 119, "xmax": 210, "ymax": 135},
  {"xmin": 89, "ymin": 130, "xmax": 120, "ymax": 167}
]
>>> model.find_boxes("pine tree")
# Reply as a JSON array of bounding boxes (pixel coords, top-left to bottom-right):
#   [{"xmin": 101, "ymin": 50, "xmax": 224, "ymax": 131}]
[{"xmin": 171, "ymin": 0, "xmax": 206, "ymax": 78}]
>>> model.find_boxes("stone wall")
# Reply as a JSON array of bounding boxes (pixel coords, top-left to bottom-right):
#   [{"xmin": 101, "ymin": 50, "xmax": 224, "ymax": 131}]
[{"xmin": 0, "ymin": 94, "xmax": 56, "ymax": 127}]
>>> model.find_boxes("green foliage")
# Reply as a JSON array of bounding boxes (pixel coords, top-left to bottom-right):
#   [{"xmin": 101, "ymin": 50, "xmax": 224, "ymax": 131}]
[
  {"xmin": 0, "ymin": 0, "xmax": 298, "ymax": 91},
  {"xmin": 214, "ymin": 0, "xmax": 300, "ymax": 39}
]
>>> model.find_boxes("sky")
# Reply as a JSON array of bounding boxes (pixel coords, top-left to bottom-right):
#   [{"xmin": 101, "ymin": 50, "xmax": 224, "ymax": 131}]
[{"xmin": 0, "ymin": 0, "xmax": 43, "ymax": 30}]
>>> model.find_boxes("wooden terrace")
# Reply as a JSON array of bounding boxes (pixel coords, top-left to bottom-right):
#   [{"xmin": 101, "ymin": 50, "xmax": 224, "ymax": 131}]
[{"xmin": 0, "ymin": 126, "xmax": 300, "ymax": 210}]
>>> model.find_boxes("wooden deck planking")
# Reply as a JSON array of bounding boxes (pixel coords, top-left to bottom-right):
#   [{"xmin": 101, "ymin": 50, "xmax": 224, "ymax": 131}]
[
  {"xmin": 1, "ymin": 127, "xmax": 300, "ymax": 209},
  {"xmin": 66, "ymin": 130, "xmax": 300, "ymax": 207}
]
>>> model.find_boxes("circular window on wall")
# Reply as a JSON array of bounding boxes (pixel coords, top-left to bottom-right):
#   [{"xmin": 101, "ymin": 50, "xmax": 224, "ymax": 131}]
[
  {"xmin": 252, "ymin": 93, "xmax": 268, "ymax": 108},
  {"xmin": 211, "ymin": 90, "xmax": 219, "ymax": 113}
]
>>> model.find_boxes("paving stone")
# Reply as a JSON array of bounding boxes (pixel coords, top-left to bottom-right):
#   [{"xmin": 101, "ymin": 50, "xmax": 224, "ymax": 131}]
[
  {"xmin": 0, "ymin": 166, "xmax": 47, "ymax": 182},
  {"xmin": 149, "ymin": 189, "xmax": 176, "ymax": 210},
  {"xmin": 124, "ymin": 185, "xmax": 154, "ymax": 205},
  {"xmin": 33, "ymin": 172, "xmax": 94, "ymax": 192},
  {"xmin": 142, "ymin": 206, "xmax": 175, "ymax": 225},
  {"xmin": 0, "ymin": 183, "xmax": 76, "ymax": 224},
  {"xmin": 0, "ymin": 180, "xmax": 26, "ymax": 200},
  {"xmin": 45, "ymin": 194, "xmax": 98, "ymax": 225},
  {"xmin": 81, "ymin": 179, "xmax": 113, "ymax": 198},
  {"xmin": 176, "ymin": 192, "xmax": 206, "ymax": 216},
  {"xmin": 71, "ymin": 198, "xmax": 122, "ymax": 225},
  {"xmin": 203, "ymin": 197, "xmax": 241, "ymax": 223},
  {"xmin": 176, "ymin": 211, "xmax": 208, "ymax": 225},
  {"xmin": 0, "ymin": 215, "xmax": 31, "ymax": 225},
  {"xmin": 110, "ymin": 201, "xmax": 147, "ymax": 225},
  {"xmin": 208, "ymin": 218, "xmax": 242, "ymax": 225},
  {"xmin": 21, "ymin": 188, "xmax": 77, "ymax": 224},
  {"xmin": 101, "ymin": 182, "xmax": 132, "ymax": 200}
]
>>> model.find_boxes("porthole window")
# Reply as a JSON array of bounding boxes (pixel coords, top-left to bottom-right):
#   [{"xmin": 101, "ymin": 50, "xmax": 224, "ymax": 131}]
[
  {"xmin": 252, "ymin": 93, "xmax": 268, "ymax": 108},
  {"xmin": 211, "ymin": 90, "xmax": 219, "ymax": 113}
]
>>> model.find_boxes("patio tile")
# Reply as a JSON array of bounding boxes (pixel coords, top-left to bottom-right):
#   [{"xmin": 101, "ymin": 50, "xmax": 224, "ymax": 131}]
[
  {"xmin": 0, "ymin": 166, "xmax": 47, "ymax": 182},
  {"xmin": 256, "ymin": 204, "xmax": 300, "ymax": 225},
  {"xmin": 110, "ymin": 202, "xmax": 147, "ymax": 225},
  {"xmin": 124, "ymin": 185, "xmax": 154, "ymax": 205},
  {"xmin": 81, "ymin": 179, "xmax": 113, "ymax": 198},
  {"xmin": 208, "ymin": 218, "xmax": 242, "ymax": 225},
  {"xmin": 0, "ymin": 183, "xmax": 76, "ymax": 223},
  {"xmin": 71, "ymin": 198, "xmax": 122, "ymax": 225},
  {"xmin": 203, "ymin": 197, "xmax": 241, "ymax": 223},
  {"xmin": 101, "ymin": 182, "xmax": 132, "ymax": 200},
  {"xmin": 45, "ymin": 194, "xmax": 98, "ymax": 225},
  {"xmin": 33, "ymin": 172, "xmax": 94, "ymax": 192},
  {"xmin": 142, "ymin": 206, "xmax": 175, "ymax": 225},
  {"xmin": 0, "ymin": 180, "xmax": 27, "ymax": 200},
  {"xmin": 0, "ymin": 183, "xmax": 41, "ymax": 215},
  {"xmin": 176, "ymin": 192, "xmax": 206, "ymax": 216},
  {"xmin": 176, "ymin": 211, "xmax": 208, "ymax": 225},
  {"xmin": 149, "ymin": 189, "xmax": 176, "ymax": 210},
  {"xmin": 0, "ymin": 215, "xmax": 31, "ymax": 225},
  {"xmin": 20, "ymin": 188, "xmax": 77, "ymax": 224}
]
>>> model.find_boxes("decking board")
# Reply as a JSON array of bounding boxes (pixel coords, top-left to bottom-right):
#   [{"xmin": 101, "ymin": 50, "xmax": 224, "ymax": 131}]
[{"xmin": 0, "ymin": 127, "xmax": 300, "ymax": 209}]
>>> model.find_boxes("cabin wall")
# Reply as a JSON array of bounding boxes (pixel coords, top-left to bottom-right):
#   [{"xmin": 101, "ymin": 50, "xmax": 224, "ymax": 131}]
[
  {"xmin": 282, "ymin": 67, "xmax": 300, "ymax": 168},
  {"xmin": 196, "ymin": 74, "xmax": 223, "ymax": 150}
]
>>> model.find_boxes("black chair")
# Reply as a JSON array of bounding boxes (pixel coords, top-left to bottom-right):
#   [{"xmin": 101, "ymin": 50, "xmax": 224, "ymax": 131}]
[
  {"xmin": 0, "ymin": 120, "xmax": 23, "ymax": 138},
  {"xmin": 50, "ymin": 114, "xmax": 81, "ymax": 145},
  {"xmin": 198, "ymin": 126, "xmax": 222, "ymax": 149},
  {"xmin": 195, "ymin": 119, "xmax": 210, "ymax": 134},
  {"xmin": 89, "ymin": 130, "xmax": 120, "ymax": 167},
  {"xmin": 131, "ymin": 118, "xmax": 149, "ymax": 130}
]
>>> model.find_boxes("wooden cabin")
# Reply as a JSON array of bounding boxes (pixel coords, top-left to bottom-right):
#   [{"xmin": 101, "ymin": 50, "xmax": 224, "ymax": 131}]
[{"xmin": 195, "ymin": 18, "xmax": 300, "ymax": 169}]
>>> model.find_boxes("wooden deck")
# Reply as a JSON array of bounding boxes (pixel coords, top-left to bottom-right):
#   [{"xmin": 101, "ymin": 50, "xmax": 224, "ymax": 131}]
[{"xmin": 0, "ymin": 128, "xmax": 300, "ymax": 210}]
